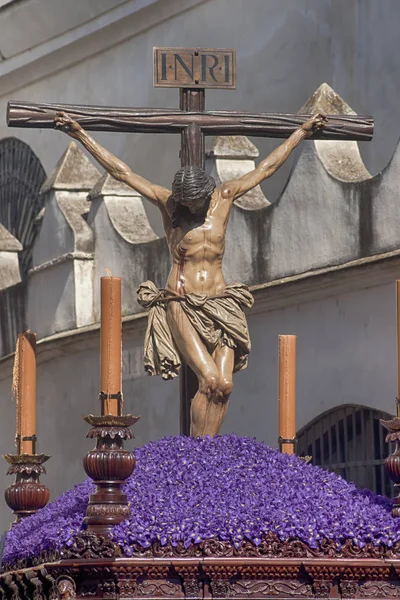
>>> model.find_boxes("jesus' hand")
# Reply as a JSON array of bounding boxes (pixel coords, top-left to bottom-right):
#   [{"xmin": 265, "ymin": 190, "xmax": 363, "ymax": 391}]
[
  {"xmin": 54, "ymin": 111, "xmax": 82, "ymax": 139},
  {"xmin": 301, "ymin": 113, "xmax": 328, "ymax": 138}
]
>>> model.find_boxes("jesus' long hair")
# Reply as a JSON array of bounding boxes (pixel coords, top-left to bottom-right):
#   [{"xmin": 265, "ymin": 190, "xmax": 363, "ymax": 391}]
[{"xmin": 169, "ymin": 166, "xmax": 216, "ymax": 228}]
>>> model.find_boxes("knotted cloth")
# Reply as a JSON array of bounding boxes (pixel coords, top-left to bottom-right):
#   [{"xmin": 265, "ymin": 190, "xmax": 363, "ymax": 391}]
[{"xmin": 137, "ymin": 281, "xmax": 254, "ymax": 380}]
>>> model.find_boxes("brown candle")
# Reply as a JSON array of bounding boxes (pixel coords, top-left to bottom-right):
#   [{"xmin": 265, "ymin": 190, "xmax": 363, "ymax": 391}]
[
  {"xmin": 100, "ymin": 274, "xmax": 122, "ymax": 415},
  {"xmin": 278, "ymin": 335, "xmax": 296, "ymax": 455},
  {"xmin": 397, "ymin": 281, "xmax": 400, "ymax": 416},
  {"xmin": 12, "ymin": 332, "xmax": 37, "ymax": 454}
]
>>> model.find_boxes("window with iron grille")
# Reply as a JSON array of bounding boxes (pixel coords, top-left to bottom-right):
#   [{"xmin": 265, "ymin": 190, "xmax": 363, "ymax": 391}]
[
  {"xmin": 0, "ymin": 137, "xmax": 46, "ymax": 276},
  {"xmin": 297, "ymin": 404, "xmax": 395, "ymax": 497}
]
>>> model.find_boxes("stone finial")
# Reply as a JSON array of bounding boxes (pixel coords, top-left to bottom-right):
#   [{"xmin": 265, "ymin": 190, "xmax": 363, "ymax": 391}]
[
  {"xmin": 41, "ymin": 141, "xmax": 100, "ymax": 193},
  {"xmin": 88, "ymin": 173, "xmax": 158, "ymax": 245},
  {"xmin": 0, "ymin": 224, "xmax": 22, "ymax": 290},
  {"xmin": 0, "ymin": 224, "xmax": 22, "ymax": 253},
  {"xmin": 206, "ymin": 135, "xmax": 260, "ymax": 160},
  {"xmin": 300, "ymin": 83, "xmax": 371, "ymax": 182},
  {"xmin": 205, "ymin": 136, "xmax": 270, "ymax": 209},
  {"xmin": 300, "ymin": 82, "xmax": 356, "ymax": 116}
]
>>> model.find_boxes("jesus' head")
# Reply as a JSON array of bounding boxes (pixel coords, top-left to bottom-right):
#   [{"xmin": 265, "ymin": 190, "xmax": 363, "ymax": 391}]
[{"xmin": 170, "ymin": 166, "xmax": 216, "ymax": 228}]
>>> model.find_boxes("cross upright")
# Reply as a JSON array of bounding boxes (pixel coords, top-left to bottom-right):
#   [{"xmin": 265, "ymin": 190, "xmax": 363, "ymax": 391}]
[{"xmin": 7, "ymin": 47, "xmax": 373, "ymax": 436}]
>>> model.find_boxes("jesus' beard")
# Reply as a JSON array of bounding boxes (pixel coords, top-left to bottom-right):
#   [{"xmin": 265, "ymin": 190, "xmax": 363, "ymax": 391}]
[{"xmin": 171, "ymin": 197, "xmax": 210, "ymax": 229}]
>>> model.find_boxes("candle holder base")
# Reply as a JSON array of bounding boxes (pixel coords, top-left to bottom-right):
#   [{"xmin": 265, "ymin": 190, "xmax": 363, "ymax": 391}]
[
  {"xmin": 278, "ymin": 435, "xmax": 298, "ymax": 454},
  {"xmin": 82, "ymin": 414, "xmax": 139, "ymax": 536},
  {"xmin": 381, "ymin": 416, "xmax": 400, "ymax": 516},
  {"xmin": 2, "ymin": 453, "xmax": 50, "ymax": 524}
]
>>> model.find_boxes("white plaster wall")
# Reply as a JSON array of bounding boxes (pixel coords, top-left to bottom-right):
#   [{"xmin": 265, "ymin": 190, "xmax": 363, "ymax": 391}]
[
  {"xmin": 27, "ymin": 261, "xmax": 77, "ymax": 337},
  {"xmin": 223, "ymin": 282, "xmax": 397, "ymax": 442},
  {"xmin": 0, "ymin": 279, "xmax": 397, "ymax": 530},
  {"xmin": 0, "ymin": 0, "xmax": 398, "ymax": 235},
  {"xmin": 31, "ymin": 192, "xmax": 75, "ymax": 267},
  {"xmin": 88, "ymin": 196, "xmax": 170, "ymax": 319}
]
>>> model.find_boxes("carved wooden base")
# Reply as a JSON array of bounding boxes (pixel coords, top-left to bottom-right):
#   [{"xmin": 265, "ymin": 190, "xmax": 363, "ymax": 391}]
[
  {"xmin": 2, "ymin": 539, "xmax": 400, "ymax": 599},
  {"xmin": 381, "ymin": 416, "xmax": 400, "ymax": 515},
  {"xmin": 82, "ymin": 414, "xmax": 139, "ymax": 535},
  {"xmin": 2, "ymin": 454, "xmax": 50, "ymax": 523}
]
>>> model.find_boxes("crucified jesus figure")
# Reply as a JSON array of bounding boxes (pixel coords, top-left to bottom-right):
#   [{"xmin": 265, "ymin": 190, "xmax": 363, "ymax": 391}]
[{"xmin": 55, "ymin": 111, "xmax": 327, "ymax": 437}]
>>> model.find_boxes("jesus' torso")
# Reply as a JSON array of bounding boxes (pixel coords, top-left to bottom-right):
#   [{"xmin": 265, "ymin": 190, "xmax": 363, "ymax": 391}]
[{"xmin": 164, "ymin": 189, "xmax": 231, "ymax": 296}]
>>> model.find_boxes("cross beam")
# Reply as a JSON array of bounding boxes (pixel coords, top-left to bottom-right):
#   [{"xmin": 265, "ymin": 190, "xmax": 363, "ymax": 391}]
[
  {"xmin": 6, "ymin": 88, "xmax": 374, "ymax": 436},
  {"xmin": 7, "ymin": 101, "xmax": 373, "ymax": 138}
]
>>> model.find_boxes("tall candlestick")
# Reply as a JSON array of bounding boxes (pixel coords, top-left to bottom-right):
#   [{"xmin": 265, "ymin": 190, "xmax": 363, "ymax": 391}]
[
  {"xmin": 12, "ymin": 332, "xmax": 37, "ymax": 455},
  {"xmin": 397, "ymin": 281, "xmax": 400, "ymax": 416},
  {"xmin": 100, "ymin": 274, "xmax": 122, "ymax": 416},
  {"xmin": 278, "ymin": 335, "xmax": 296, "ymax": 455}
]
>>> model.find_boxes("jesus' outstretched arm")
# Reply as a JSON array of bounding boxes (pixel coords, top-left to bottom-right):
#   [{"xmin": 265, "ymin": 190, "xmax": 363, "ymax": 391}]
[
  {"xmin": 219, "ymin": 113, "xmax": 327, "ymax": 202},
  {"xmin": 54, "ymin": 112, "xmax": 171, "ymax": 207}
]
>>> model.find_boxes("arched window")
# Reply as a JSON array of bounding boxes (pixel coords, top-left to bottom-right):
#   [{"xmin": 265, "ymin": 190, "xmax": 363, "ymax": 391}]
[
  {"xmin": 297, "ymin": 405, "xmax": 394, "ymax": 496},
  {"xmin": 0, "ymin": 137, "xmax": 46, "ymax": 355},
  {"xmin": 0, "ymin": 137, "xmax": 46, "ymax": 276}
]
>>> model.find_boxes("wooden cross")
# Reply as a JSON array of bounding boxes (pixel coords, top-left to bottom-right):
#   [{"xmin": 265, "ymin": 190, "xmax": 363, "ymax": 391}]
[{"xmin": 7, "ymin": 47, "xmax": 373, "ymax": 436}]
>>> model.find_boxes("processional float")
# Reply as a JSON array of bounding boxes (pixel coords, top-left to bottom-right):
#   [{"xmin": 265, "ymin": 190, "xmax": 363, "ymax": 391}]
[{"xmin": 2, "ymin": 47, "xmax": 400, "ymax": 600}]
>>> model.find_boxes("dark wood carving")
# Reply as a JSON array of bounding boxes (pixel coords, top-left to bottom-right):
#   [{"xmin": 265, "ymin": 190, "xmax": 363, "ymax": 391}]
[
  {"xmin": 340, "ymin": 579, "xmax": 359, "ymax": 599},
  {"xmin": 359, "ymin": 581, "xmax": 400, "ymax": 597},
  {"xmin": 181, "ymin": 578, "xmax": 202, "ymax": 599},
  {"xmin": 3, "ymin": 553, "xmax": 400, "ymax": 599},
  {"xmin": 59, "ymin": 531, "xmax": 121, "ymax": 560},
  {"xmin": 209, "ymin": 577, "xmax": 230, "ymax": 598},
  {"xmin": 7, "ymin": 101, "xmax": 374, "ymax": 141},
  {"xmin": 230, "ymin": 579, "xmax": 313, "ymax": 598},
  {"xmin": 102, "ymin": 534, "xmax": 394, "ymax": 560},
  {"xmin": 312, "ymin": 578, "xmax": 333, "ymax": 598},
  {"xmin": 5, "ymin": 532, "xmax": 400, "ymax": 575},
  {"xmin": 153, "ymin": 47, "xmax": 236, "ymax": 89},
  {"xmin": 381, "ymin": 417, "xmax": 400, "ymax": 516},
  {"xmin": 3, "ymin": 454, "xmax": 50, "ymax": 523},
  {"xmin": 81, "ymin": 415, "xmax": 138, "ymax": 535},
  {"xmin": 177, "ymin": 86, "xmax": 206, "ymax": 432},
  {"xmin": 55, "ymin": 576, "xmax": 76, "ymax": 599}
]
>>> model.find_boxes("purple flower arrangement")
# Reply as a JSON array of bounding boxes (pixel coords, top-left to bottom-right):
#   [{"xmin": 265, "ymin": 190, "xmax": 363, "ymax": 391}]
[{"xmin": 2, "ymin": 434, "xmax": 400, "ymax": 566}]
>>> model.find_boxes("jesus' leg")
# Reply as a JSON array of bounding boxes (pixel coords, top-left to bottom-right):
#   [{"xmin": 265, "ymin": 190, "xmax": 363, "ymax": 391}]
[
  {"xmin": 190, "ymin": 343, "xmax": 234, "ymax": 436},
  {"xmin": 166, "ymin": 303, "xmax": 230, "ymax": 437},
  {"xmin": 209, "ymin": 343, "xmax": 235, "ymax": 435}
]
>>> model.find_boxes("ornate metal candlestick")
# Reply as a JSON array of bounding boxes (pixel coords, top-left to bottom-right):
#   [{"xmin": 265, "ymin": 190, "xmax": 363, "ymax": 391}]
[
  {"xmin": 82, "ymin": 412, "xmax": 139, "ymax": 535},
  {"xmin": 381, "ymin": 416, "xmax": 400, "ymax": 516},
  {"xmin": 3, "ymin": 452, "xmax": 50, "ymax": 523}
]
